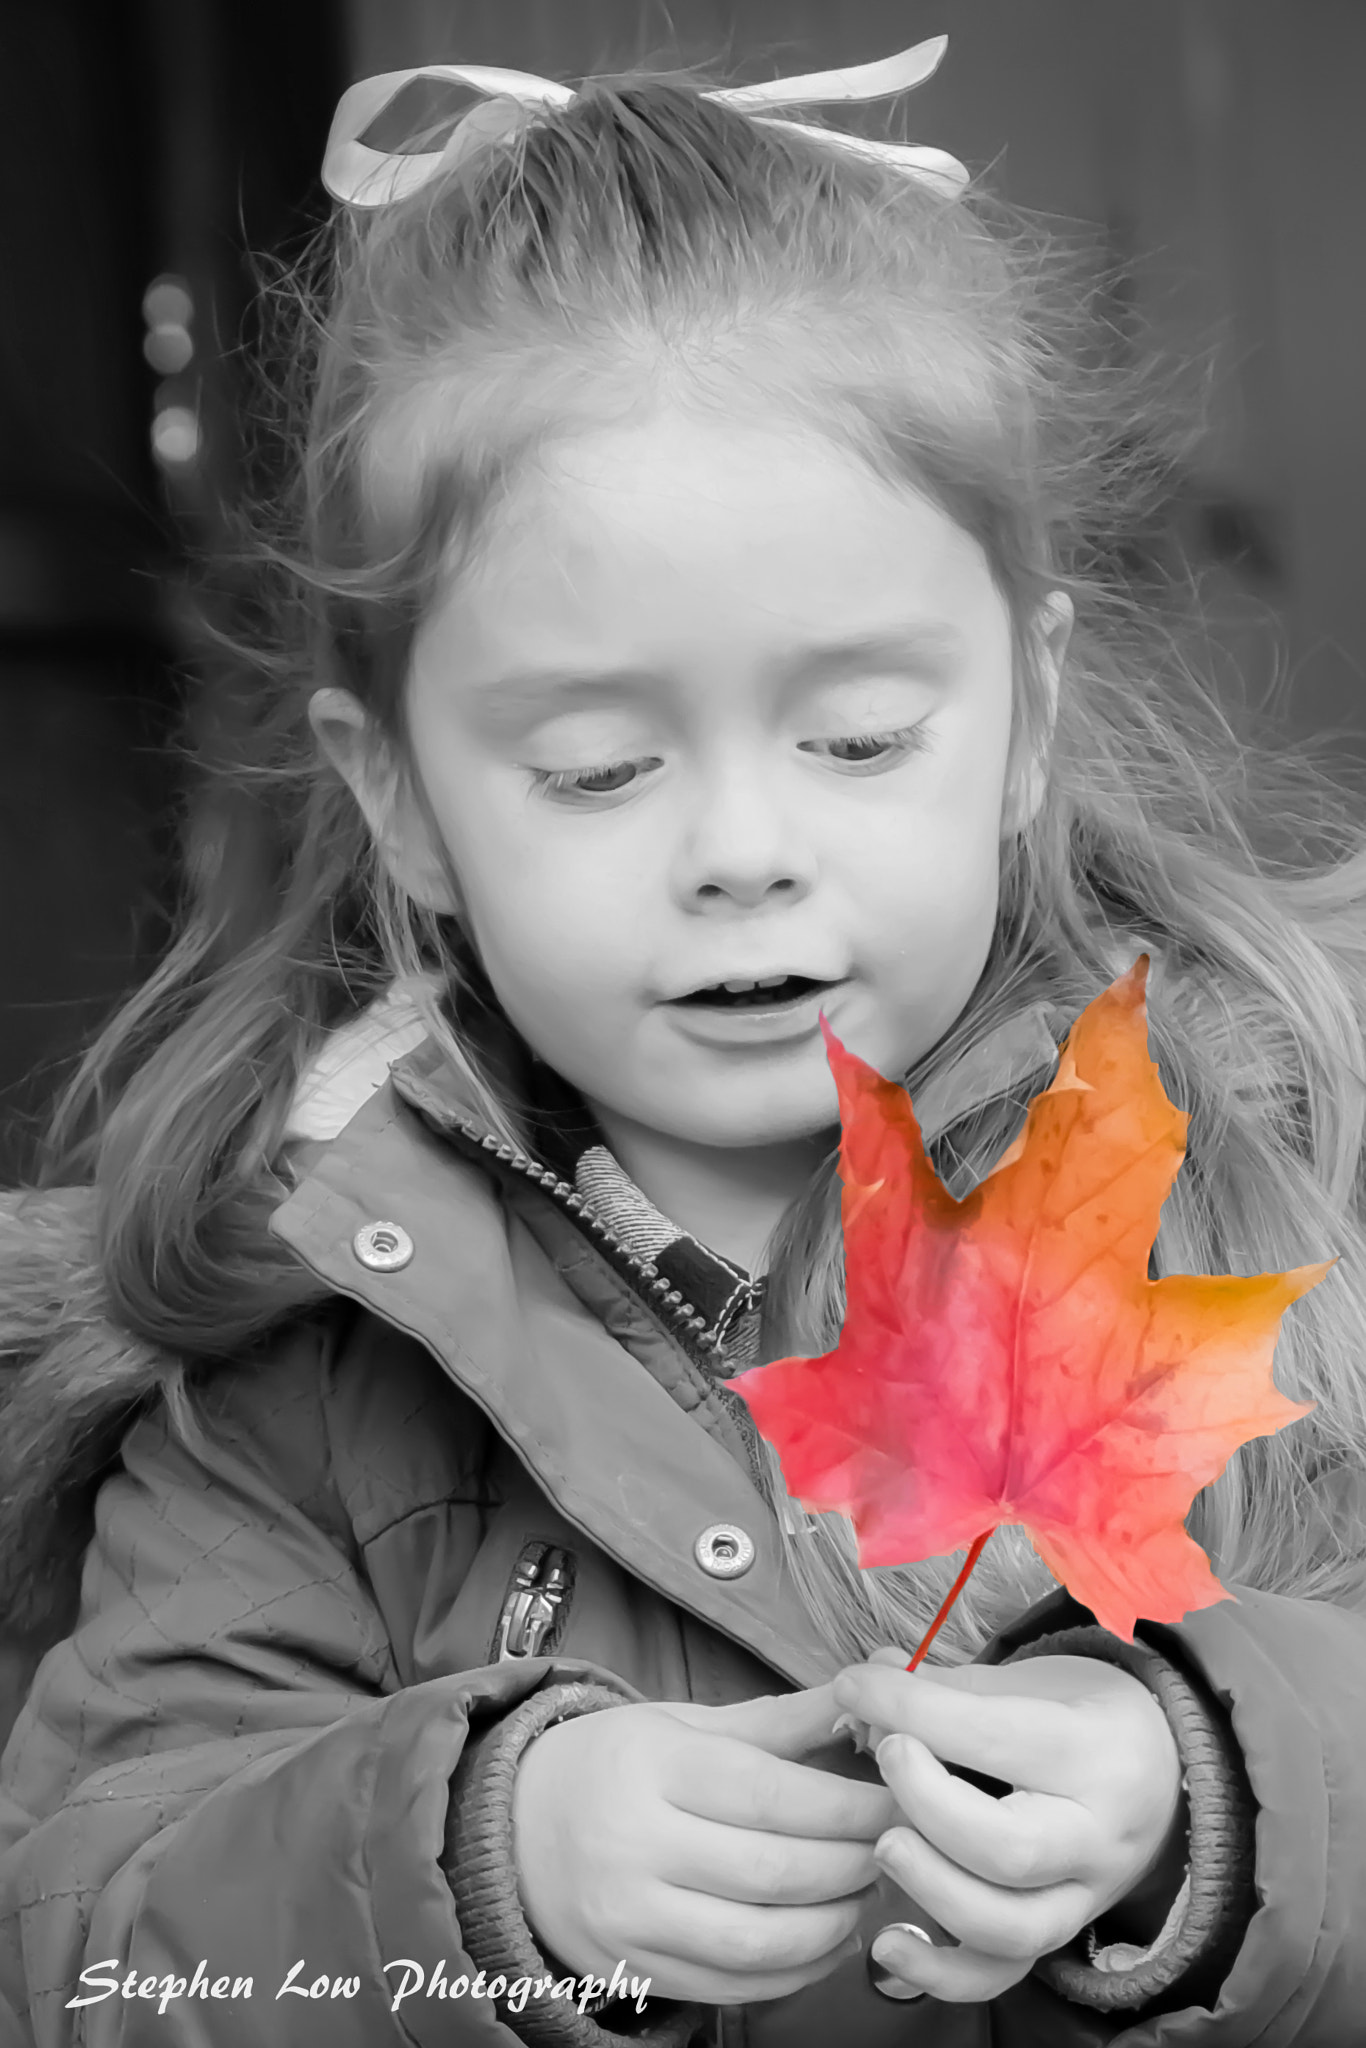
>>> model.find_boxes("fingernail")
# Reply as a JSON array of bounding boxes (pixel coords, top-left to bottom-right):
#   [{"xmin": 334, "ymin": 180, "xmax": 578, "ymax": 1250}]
[
  {"xmin": 833, "ymin": 1711, "xmax": 879, "ymax": 1756},
  {"xmin": 875, "ymin": 1733, "xmax": 903, "ymax": 1771}
]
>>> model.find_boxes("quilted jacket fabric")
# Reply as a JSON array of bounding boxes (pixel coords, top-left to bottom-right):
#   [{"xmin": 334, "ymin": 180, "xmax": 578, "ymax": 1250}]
[{"xmin": 1, "ymin": 1011, "xmax": 1365, "ymax": 2046}]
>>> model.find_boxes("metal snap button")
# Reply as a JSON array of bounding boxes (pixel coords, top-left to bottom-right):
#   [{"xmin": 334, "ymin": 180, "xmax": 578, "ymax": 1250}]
[
  {"xmin": 694, "ymin": 1522, "xmax": 755, "ymax": 1579},
  {"xmin": 868, "ymin": 1923, "xmax": 933, "ymax": 2003},
  {"xmin": 352, "ymin": 1221, "xmax": 414, "ymax": 1272}
]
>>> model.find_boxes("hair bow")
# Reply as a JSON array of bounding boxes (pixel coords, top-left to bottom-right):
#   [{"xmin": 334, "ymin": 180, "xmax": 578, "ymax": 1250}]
[{"xmin": 322, "ymin": 37, "xmax": 968, "ymax": 208}]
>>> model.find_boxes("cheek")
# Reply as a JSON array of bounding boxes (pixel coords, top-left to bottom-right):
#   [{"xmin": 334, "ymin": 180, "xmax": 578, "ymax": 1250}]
[
  {"xmin": 441, "ymin": 788, "xmax": 646, "ymax": 995},
  {"xmin": 854, "ymin": 764, "xmax": 1006, "ymax": 918},
  {"xmin": 846, "ymin": 734, "xmax": 1007, "ymax": 1028}
]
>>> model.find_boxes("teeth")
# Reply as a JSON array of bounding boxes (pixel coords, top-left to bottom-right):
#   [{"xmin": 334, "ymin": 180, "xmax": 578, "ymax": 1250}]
[
  {"xmin": 722, "ymin": 979, "xmax": 758, "ymax": 993},
  {"xmin": 757, "ymin": 974, "xmax": 788, "ymax": 988}
]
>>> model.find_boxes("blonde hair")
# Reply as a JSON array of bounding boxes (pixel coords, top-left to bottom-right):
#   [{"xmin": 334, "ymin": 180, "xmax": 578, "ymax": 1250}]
[{"xmin": 37, "ymin": 59, "xmax": 1366, "ymax": 1667}]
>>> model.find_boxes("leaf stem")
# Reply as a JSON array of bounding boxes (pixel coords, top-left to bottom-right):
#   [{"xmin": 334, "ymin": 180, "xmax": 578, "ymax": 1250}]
[{"xmin": 906, "ymin": 1530, "xmax": 993, "ymax": 1671}]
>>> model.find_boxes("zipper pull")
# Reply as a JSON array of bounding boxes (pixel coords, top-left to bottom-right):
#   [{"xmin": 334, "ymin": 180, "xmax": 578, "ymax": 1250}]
[{"xmin": 494, "ymin": 1544, "xmax": 574, "ymax": 1660}]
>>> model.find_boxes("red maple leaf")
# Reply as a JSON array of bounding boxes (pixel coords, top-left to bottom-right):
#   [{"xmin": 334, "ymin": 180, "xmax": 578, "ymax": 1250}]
[{"xmin": 727, "ymin": 960, "xmax": 1328, "ymax": 1647}]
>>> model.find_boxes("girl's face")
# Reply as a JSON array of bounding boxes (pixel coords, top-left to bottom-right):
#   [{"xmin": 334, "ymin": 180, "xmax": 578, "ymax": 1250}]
[{"xmin": 378, "ymin": 409, "xmax": 1064, "ymax": 1150}]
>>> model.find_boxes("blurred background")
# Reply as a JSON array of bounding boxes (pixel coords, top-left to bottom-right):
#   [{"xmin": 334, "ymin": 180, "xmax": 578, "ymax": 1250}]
[{"xmin": 1, "ymin": 0, "xmax": 1364, "ymax": 1183}]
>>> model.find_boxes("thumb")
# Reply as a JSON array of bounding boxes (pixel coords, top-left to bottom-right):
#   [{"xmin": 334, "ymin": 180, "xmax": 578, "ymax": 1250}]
[
  {"xmin": 661, "ymin": 1681, "xmax": 846, "ymax": 1759},
  {"xmin": 827, "ymin": 1645, "xmax": 913, "ymax": 1755}
]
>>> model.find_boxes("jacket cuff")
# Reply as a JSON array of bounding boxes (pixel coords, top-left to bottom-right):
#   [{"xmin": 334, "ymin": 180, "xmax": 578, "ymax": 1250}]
[
  {"xmin": 443, "ymin": 1678, "xmax": 705, "ymax": 2047},
  {"xmin": 1004, "ymin": 1626, "xmax": 1257, "ymax": 2015}
]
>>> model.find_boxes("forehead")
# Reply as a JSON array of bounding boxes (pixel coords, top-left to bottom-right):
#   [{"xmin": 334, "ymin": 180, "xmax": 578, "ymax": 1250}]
[{"xmin": 451, "ymin": 408, "xmax": 998, "ymax": 642}]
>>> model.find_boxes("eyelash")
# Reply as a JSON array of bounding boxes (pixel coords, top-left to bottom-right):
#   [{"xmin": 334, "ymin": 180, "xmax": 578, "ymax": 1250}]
[{"xmin": 530, "ymin": 724, "xmax": 930, "ymax": 799}]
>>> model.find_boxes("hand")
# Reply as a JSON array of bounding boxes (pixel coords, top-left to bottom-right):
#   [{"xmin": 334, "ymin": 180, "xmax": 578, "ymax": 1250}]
[
  {"xmin": 831, "ymin": 1650, "xmax": 1184, "ymax": 2004},
  {"xmin": 511, "ymin": 1684, "xmax": 900, "ymax": 2004}
]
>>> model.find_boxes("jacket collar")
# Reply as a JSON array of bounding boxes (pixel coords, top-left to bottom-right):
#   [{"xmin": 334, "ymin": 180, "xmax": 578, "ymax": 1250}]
[
  {"xmin": 380, "ymin": 996, "xmax": 1067, "ymax": 1372},
  {"xmin": 285, "ymin": 983, "xmax": 1065, "ymax": 1363},
  {"xmin": 270, "ymin": 998, "xmax": 1061, "ymax": 1688}
]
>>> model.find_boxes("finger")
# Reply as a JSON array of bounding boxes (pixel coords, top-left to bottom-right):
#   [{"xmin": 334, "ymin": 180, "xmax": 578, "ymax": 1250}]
[
  {"xmin": 651, "ymin": 1884, "xmax": 867, "ymax": 1980},
  {"xmin": 839, "ymin": 1656, "xmax": 1114, "ymax": 1705},
  {"xmin": 832, "ymin": 1665, "xmax": 1079, "ymax": 1795},
  {"xmin": 876, "ymin": 1731, "xmax": 1097, "ymax": 1890},
  {"xmin": 835, "ymin": 1645, "xmax": 916, "ymax": 1748},
  {"xmin": 666, "ymin": 1737, "xmax": 899, "ymax": 1839},
  {"xmin": 624, "ymin": 1922, "xmax": 864, "ymax": 2008},
  {"xmin": 665, "ymin": 1681, "xmax": 848, "ymax": 1760},
  {"xmin": 661, "ymin": 1808, "xmax": 882, "ymax": 1906},
  {"xmin": 853, "ymin": 1653, "xmax": 1128, "ymax": 1709},
  {"xmin": 868, "ymin": 1921, "xmax": 1033, "ymax": 2006},
  {"xmin": 874, "ymin": 1821, "xmax": 1090, "ymax": 1965}
]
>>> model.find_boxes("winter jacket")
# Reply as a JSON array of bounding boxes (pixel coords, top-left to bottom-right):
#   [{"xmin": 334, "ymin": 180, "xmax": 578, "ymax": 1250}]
[{"xmin": 1, "ymin": 993, "xmax": 1364, "ymax": 2047}]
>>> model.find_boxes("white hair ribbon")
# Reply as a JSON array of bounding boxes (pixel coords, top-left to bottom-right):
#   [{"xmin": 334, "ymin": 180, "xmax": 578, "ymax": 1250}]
[{"xmin": 322, "ymin": 36, "xmax": 968, "ymax": 208}]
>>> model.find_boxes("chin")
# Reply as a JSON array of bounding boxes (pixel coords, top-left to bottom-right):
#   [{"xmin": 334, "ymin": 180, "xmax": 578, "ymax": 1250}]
[{"xmin": 680, "ymin": 1093, "xmax": 839, "ymax": 1152}]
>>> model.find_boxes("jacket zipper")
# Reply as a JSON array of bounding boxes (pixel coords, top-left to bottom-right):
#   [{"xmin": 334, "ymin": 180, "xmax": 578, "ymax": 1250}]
[
  {"xmin": 493, "ymin": 1541, "xmax": 576, "ymax": 1660},
  {"xmin": 454, "ymin": 1122, "xmax": 761, "ymax": 1364}
]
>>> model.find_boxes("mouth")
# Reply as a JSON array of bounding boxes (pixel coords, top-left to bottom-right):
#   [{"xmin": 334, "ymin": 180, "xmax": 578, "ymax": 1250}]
[{"xmin": 668, "ymin": 974, "xmax": 840, "ymax": 1011}]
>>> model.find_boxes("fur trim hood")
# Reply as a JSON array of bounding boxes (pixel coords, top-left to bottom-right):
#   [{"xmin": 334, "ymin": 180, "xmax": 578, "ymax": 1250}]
[{"xmin": 0, "ymin": 1184, "xmax": 166, "ymax": 1642}]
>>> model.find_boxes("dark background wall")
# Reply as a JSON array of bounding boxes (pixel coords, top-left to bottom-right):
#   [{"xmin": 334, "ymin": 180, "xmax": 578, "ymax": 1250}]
[
  {"xmin": 1, "ymin": 0, "xmax": 1363, "ymax": 1182},
  {"xmin": 0, "ymin": 0, "xmax": 343, "ymax": 1181}
]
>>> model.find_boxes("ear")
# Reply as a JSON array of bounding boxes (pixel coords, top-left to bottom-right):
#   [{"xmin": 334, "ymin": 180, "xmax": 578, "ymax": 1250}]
[
  {"xmin": 1003, "ymin": 591, "xmax": 1072, "ymax": 835},
  {"xmin": 308, "ymin": 688, "xmax": 462, "ymax": 916}
]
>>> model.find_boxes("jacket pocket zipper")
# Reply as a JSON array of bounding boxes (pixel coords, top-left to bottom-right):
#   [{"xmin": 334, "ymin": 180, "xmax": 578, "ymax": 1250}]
[{"xmin": 492, "ymin": 1541, "xmax": 575, "ymax": 1661}]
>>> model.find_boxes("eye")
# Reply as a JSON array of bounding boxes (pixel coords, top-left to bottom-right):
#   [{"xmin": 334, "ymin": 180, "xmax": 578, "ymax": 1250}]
[
  {"xmin": 800, "ymin": 724, "xmax": 930, "ymax": 769},
  {"xmin": 530, "ymin": 755, "xmax": 663, "ymax": 801}
]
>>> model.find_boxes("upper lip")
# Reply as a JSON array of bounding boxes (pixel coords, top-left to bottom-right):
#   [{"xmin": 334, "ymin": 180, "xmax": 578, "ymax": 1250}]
[{"xmin": 665, "ymin": 971, "xmax": 844, "ymax": 1001}]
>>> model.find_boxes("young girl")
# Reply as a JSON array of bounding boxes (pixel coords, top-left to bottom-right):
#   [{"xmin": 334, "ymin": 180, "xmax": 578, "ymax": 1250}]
[{"xmin": 2, "ymin": 38, "xmax": 1365, "ymax": 2048}]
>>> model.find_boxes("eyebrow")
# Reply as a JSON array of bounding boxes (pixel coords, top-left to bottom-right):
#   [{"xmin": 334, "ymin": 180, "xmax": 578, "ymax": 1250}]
[{"xmin": 468, "ymin": 622, "xmax": 965, "ymax": 715}]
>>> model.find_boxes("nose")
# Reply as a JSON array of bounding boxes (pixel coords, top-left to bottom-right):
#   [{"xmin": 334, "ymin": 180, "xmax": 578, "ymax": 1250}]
[{"xmin": 671, "ymin": 755, "xmax": 816, "ymax": 911}]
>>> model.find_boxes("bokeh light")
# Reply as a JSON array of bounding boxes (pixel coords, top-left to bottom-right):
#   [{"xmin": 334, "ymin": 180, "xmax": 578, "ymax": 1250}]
[
  {"xmin": 143, "ymin": 324, "xmax": 194, "ymax": 374},
  {"xmin": 150, "ymin": 405, "xmax": 201, "ymax": 467},
  {"xmin": 141, "ymin": 275, "xmax": 194, "ymax": 329}
]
